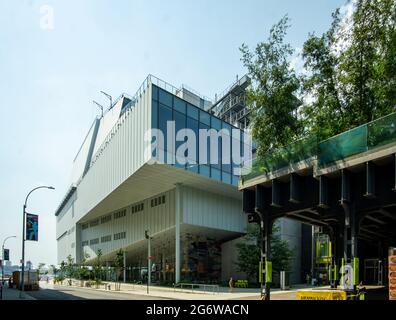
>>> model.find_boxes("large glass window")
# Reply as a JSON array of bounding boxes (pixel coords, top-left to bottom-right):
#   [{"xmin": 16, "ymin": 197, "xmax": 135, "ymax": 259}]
[
  {"xmin": 199, "ymin": 122, "xmax": 210, "ymax": 165},
  {"xmin": 152, "ymin": 85, "xmax": 159, "ymax": 101},
  {"xmin": 159, "ymin": 103, "xmax": 172, "ymax": 163},
  {"xmin": 150, "ymin": 86, "xmax": 244, "ymax": 186},
  {"xmin": 186, "ymin": 117, "xmax": 199, "ymax": 165},
  {"xmin": 152, "ymin": 100, "xmax": 158, "ymax": 128},
  {"xmin": 199, "ymin": 164, "xmax": 210, "ymax": 177},
  {"xmin": 159, "ymin": 88, "xmax": 173, "ymax": 107},
  {"xmin": 222, "ymin": 172, "xmax": 232, "ymax": 184},
  {"xmin": 187, "ymin": 103, "xmax": 199, "ymax": 120},
  {"xmin": 200, "ymin": 110, "xmax": 211, "ymax": 126},
  {"xmin": 174, "ymin": 110, "xmax": 186, "ymax": 168},
  {"xmin": 211, "ymin": 168, "xmax": 221, "ymax": 181},
  {"xmin": 211, "ymin": 116, "xmax": 221, "ymax": 130},
  {"xmin": 174, "ymin": 97, "xmax": 186, "ymax": 114}
]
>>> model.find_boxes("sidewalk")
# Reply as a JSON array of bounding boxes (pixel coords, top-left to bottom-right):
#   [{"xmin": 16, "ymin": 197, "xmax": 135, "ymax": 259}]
[
  {"xmin": 1, "ymin": 285, "xmax": 36, "ymax": 300},
  {"xmin": 46, "ymin": 280, "xmax": 322, "ymax": 300}
]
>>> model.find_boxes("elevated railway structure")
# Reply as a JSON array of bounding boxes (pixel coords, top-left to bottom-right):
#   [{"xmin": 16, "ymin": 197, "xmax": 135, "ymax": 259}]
[{"xmin": 240, "ymin": 112, "xmax": 396, "ymax": 299}]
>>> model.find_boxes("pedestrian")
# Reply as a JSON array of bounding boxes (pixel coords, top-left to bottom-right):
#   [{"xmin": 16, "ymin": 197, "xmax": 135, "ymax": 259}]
[{"xmin": 229, "ymin": 277, "xmax": 234, "ymax": 293}]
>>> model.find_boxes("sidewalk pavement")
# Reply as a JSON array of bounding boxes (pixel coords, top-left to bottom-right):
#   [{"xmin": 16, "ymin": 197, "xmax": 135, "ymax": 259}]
[
  {"xmin": 1, "ymin": 285, "xmax": 36, "ymax": 300},
  {"xmin": 45, "ymin": 280, "xmax": 323, "ymax": 300}
]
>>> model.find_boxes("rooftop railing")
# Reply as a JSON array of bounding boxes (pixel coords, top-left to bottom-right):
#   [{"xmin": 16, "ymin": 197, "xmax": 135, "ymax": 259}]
[{"xmin": 242, "ymin": 111, "xmax": 396, "ymax": 182}]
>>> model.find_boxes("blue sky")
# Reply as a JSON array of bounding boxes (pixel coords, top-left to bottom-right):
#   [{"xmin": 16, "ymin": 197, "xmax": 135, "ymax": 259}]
[{"xmin": 0, "ymin": 0, "xmax": 347, "ymax": 267}]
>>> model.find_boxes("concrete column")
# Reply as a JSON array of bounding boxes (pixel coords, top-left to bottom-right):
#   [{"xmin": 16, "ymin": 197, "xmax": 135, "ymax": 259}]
[
  {"xmin": 175, "ymin": 184, "xmax": 181, "ymax": 284},
  {"xmin": 123, "ymin": 251, "xmax": 126, "ymax": 283}
]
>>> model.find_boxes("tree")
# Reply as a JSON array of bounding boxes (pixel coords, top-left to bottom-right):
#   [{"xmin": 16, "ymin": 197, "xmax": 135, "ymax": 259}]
[
  {"xmin": 114, "ymin": 249, "xmax": 124, "ymax": 291},
  {"xmin": 240, "ymin": 15, "xmax": 303, "ymax": 157},
  {"xmin": 302, "ymin": 0, "xmax": 396, "ymax": 139},
  {"xmin": 236, "ymin": 222, "xmax": 293, "ymax": 283},
  {"xmin": 93, "ymin": 249, "xmax": 103, "ymax": 288},
  {"xmin": 59, "ymin": 260, "xmax": 66, "ymax": 276},
  {"xmin": 37, "ymin": 263, "xmax": 46, "ymax": 275},
  {"xmin": 65, "ymin": 255, "xmax": 75, "ymax": 285},
  {"xmin": 77, "ymin": 252, "xmax": 90, "ymax": 285},
  {"xmin": 301, "ymin": 9, "xmax": 345, "ymax": 139},
  {"xmin": 50, "ymin": 264, "xmax": 58, "ymax": 276}
]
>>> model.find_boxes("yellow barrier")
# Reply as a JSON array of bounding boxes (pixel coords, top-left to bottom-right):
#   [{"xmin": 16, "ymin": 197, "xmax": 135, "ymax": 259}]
[{"xmin": 297, "ymin": 290, "xmax": 347, "ymax": 300}]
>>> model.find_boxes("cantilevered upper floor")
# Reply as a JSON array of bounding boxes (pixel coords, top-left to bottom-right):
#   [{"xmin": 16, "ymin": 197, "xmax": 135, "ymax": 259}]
[{"xmin": 55, "ymin": 74, "xmax": 251, "ymax": 228}]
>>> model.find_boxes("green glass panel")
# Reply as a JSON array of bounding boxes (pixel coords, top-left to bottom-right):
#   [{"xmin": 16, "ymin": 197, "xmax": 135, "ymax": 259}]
[
  {"xmin": 367, "ymin": 112, "xmax": 396, "ymax": 149},
  {"xmin": 318, "ymin": 125, "xmax": 368, "ymax": 167}
]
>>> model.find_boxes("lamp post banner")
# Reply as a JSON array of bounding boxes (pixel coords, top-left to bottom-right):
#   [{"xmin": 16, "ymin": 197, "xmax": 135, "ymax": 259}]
[
  {"xmin": 3, "ymin": 249, "xmax": 9, "ymax": 261},
  {"xmin": 26, "ymin": 213, "xmax": 39, "ymax": 241}
]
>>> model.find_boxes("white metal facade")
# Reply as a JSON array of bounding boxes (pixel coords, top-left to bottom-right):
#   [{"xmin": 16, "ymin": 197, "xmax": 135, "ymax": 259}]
[{"xmin": 55, "ymin": 78, "xmax": 247, "ymax": 278}]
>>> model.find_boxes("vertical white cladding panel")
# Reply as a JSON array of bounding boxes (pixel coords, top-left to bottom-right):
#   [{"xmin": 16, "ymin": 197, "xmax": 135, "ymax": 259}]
[
  {"xmin": 56, "ymin": 202, "xmax": 77, "ymax": 263},
  {"xmin": 80, "ymin": 189, "xmax": 175, "ymax": 259},
  {"xmin": 70, "ymin": 119, "xmax": 98, "ymax": 185},
  {"xmin": 181, "ymin": 186, "xmax": 246, "ymax": 233},
  {"xmin": 73, "ymin": 85, "xmax": 152, "ymax": 222}
]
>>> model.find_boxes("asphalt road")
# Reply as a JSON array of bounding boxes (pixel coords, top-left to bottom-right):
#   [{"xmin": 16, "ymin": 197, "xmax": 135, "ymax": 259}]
[{"xmin": 28, "ymin": 284, "xmax": 169, "ymax": 300}]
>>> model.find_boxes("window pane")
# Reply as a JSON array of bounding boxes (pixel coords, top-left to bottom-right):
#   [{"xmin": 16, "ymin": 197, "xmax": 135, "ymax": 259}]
[
  {"xmin": 174, "ymin": 111, "xmax": 186, "ymax": 168},
  {"xmin": 159, "ymin": 88, "xmax": 172, "ymax": 107},
  {"xmin": 222, "ymin": 122, "xmax": 232, "ymax": 136},
  {"xmin": 232, "ymin": 175, "xmax": 240, "ymax": 186},
  {"xmin": 174, "ymin": 97, "xmax": 186, "ymax": 114},
  {"xmin": 186, "ymin": 163, "xmax": 199, "ymax": 173},
  {"xmin": 151, "ymin": 100, "xmax": 158, "ymax": 128},
  {"xmin": 159, "ymin": 103, "xmax": 172, "ymax": 163},
  {"xmin": 152, "ymin": 84, "xmax": 159, "ymax": 101},
  {"xmin": 199, "ymin": 123, "xmax": 210, "ymax": 165},
  {"xmin": 222, "ymin": 172, "xmax": 232, "ymax": 184},
  {"xmin": 222, "ymin": 133, "xmax": 231, "ymax": 173},
  {"xmin": 187, "ymin": 103, "xmax": 199, "ymax": 120},
  {"xmin": 199, "ymin": 165, "xmax": 210, "ymax": 177},
  {"xmin": 186, "ymin": 117, "xmax": 198, "ymax": 164},
  {"xmin": 211, "ymin": 168, "xmax": 221, "ymax": 181},
  {"xmin": 211, "ymin": 116, "xmax": 221, "ymax": 130},
  {"xmin": 200, "ymin": 110, "xmax": 211, "ymax": 126}
]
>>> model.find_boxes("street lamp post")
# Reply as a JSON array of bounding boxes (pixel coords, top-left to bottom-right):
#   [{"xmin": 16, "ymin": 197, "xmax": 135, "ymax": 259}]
[
  {"xmin": 20, "ymin": 186, "xmax": 54, "ymax": 297},
  {"xmin": 144, "ymin": 230, "xmax": 152, "ymax": 294},
  {"xmin": 1, "ymin": 236, "xmax": 16, "ymax": 300}
]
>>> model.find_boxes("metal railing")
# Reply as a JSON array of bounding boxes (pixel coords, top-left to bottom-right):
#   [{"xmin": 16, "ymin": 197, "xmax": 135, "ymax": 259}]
[
  {"xmin": 173, "ymin": 282, "xmax": 220, "ymax": 294},
  {"xmin": 242, "ymin": 111, "xmax": 396, "ymax": 182}
]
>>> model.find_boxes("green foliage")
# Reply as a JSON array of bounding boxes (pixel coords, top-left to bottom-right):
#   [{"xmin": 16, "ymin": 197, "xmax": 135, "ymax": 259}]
[
  {"xmin": 59, "ymin": 260, "xmax": 66, "ymax": 275},
  {"xmin": 50, "ymin": 264, "xmax": 58, "ymax": 276},
  {"xmin": 114, "ymin": 249, "xmax": 125, "ymax": 290},
  {"xmin": 243, "ymin": 1, "xmax": 396, "ymax": 164},
  {"xmin": 54, "ymin": 275, "xmax": 65, "ymax": 284},
  {"xmin": 77, "ymin": 251, "xmax": 90, "ymax": 281},
  {"xmin": 37, "ymin": 263, "xmax": 46, "ymax": 275},
  {"xmin": 93, "ymin": 249, "xmax": 103, "ymax": 287},
  {"xmin": 240, "ymin": 15, "xmax": 303, "ymax": 157},
  {"xmin": 65, "ymin": 254, "xmax": 75, "ymax": 284},
  {"xmin": 236, "ymin": 222, "xmax": 293, "ymax": 283},
  {"xmin": 302, "ymin": 0, "xmax": 396, "ymax": 139}
]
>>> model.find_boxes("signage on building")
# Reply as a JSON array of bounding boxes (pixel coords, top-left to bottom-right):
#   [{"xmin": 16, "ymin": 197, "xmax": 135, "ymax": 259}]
[
  {"xmin": 26, "ymin": 213, "xmax": 39, "ymax": 241},
  {"xmin": 389, "ymin": 247, "xmax": 396, "ymax": 300}
]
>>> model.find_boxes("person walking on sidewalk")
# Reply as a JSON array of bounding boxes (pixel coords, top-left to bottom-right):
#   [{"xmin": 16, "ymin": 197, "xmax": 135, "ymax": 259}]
[{"xmin": 229, "ymin": 277, "xmax": 234, "ymax": 293}]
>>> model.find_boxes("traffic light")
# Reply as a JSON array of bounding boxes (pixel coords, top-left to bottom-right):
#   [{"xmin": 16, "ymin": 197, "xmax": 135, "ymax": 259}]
[{"xmin": 3, "ymin": 249, "xmax": 9, "ymax": 261}]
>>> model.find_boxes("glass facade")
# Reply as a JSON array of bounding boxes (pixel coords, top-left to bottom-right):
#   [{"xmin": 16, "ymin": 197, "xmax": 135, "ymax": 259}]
[{"xmin": 151, "ymin": 84, "xmax": 244, "ymax": 186}]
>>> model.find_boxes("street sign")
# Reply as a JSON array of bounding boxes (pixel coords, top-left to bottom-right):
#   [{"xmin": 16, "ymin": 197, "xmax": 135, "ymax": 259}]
[
  {"xmin": 3, "ymin": 249, "xmax": 9, "ymax": 261},
  {"xmin": 26, "ymin": 213, "xmax": 39, "ymax": 241}
]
